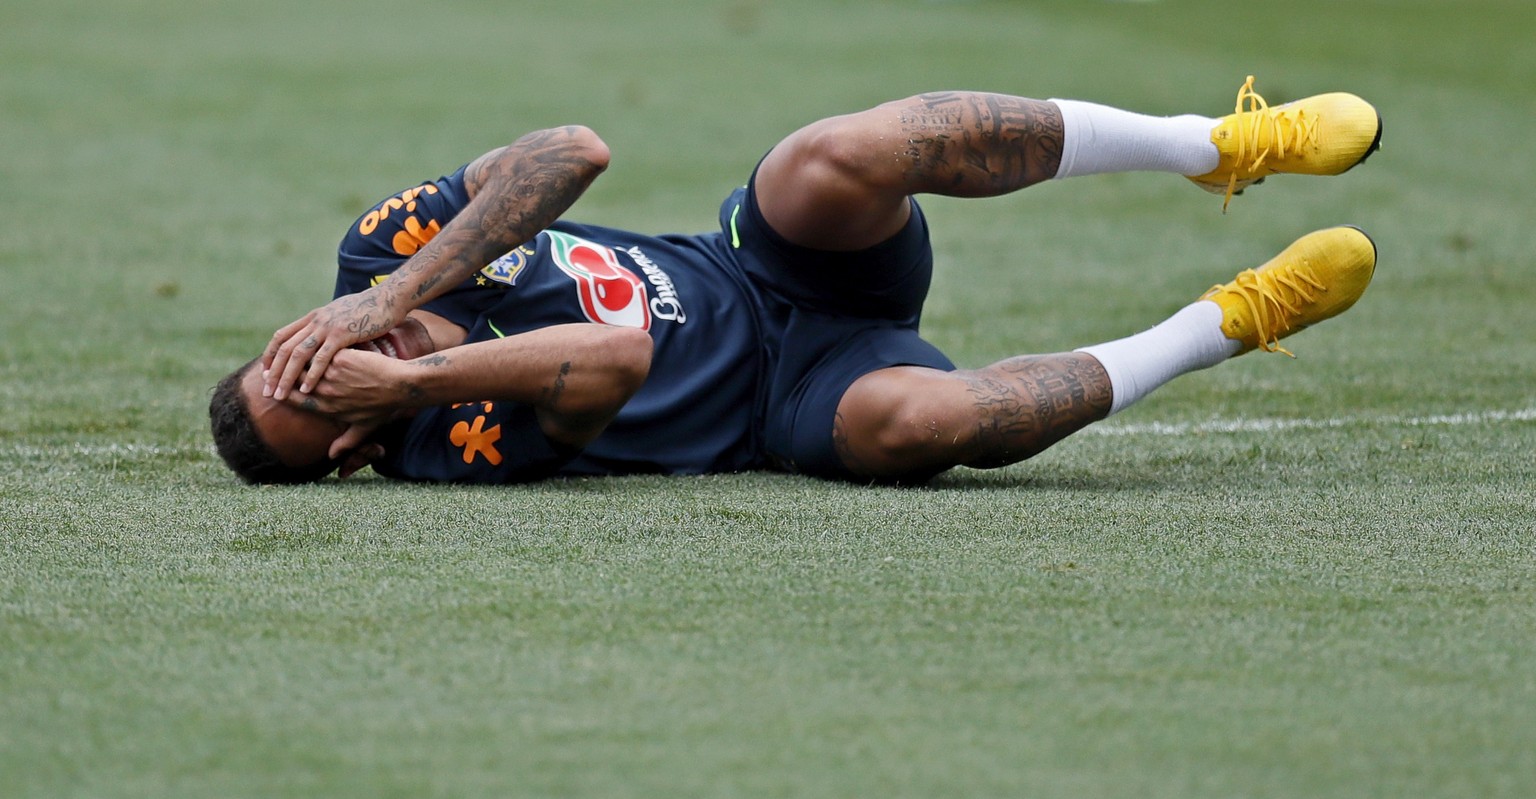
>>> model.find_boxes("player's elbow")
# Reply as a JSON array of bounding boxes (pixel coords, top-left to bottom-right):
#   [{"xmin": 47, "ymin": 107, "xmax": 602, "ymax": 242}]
[
  {"xmin": 497, "ymin": 125, "xmax": 611, "ymax": 183},
  {"xmin": 536, "ymin": 327, "xmax": 650, "ymax": 448},
  {"xmin": 563, "ymin": 125, "xmax": 611, "ymax": 177},
  {"xmin": 608, "ymin": 325, "xmax": 652, "ymax": 400},
  {"xmin": 566, "ymin": 326, "xmax": 651, "ymax": 415}
]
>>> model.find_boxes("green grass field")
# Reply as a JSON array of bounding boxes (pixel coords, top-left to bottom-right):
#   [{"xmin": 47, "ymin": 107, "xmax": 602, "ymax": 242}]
[{"xmin": 4, "ymin": 0, "xmax": 1535, "ymax": 796}]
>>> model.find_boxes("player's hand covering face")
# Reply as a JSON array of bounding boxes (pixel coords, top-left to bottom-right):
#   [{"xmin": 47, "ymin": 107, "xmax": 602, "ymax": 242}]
[{"xmin": 261, "ymin": 284, "xmax": 406, "ymax": 402}]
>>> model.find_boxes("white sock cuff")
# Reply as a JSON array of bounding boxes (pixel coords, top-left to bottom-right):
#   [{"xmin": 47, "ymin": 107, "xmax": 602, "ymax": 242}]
[
  {"xmin": 1076, "ymin": 301, "xmax": 1239, "ymax": 416},
  {"xmin": 1050, "ymin": 99, "xmax": 1089, "ymax": 181},
  {"xmin": 1049, "ymin": 99, "xmax": 1219, "ymax": 179},
  {"xmin": 1075, "ymin": 342, "xmax": 1134, "ymax": 416}
]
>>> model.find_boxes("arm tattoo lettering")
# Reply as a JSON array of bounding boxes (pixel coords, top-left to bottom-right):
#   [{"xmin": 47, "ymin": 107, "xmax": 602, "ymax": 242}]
[
  {"xmin": 412, "ymin": 275, "xmax": 442, "ymax": 300},
  {"xmin": 540, "ymin": 361, "xmax": 572, "ymax": 407},
  {"xmin": 398, "ymin": 354, "xmax": 448, "ymax": 402},
  {"xmin": 344, "ymin": 315, "xmax": 374, "ymax": 336}
]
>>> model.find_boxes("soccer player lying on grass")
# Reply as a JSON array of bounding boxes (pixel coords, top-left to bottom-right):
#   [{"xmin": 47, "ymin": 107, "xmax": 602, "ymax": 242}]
[{"xmin": 211, "ymin": 76, "xmax": 1382, "ymax": 485}]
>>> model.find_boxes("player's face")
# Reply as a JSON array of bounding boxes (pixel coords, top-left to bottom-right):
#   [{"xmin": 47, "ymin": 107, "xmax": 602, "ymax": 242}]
[
  {"xmin": 240, "ymin": 315, "xmax": 450, "ymax": 471},
  {"xmin": 239, "ymin": 364, "xmax": 348, "ymax": 470}
]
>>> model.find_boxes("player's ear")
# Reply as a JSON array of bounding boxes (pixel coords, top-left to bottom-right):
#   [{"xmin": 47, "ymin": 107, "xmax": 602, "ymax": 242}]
[
  {"xmin": 327, "ymin": 423, "xmax": 375, "ymax": 461},
  {"xmin": 337, "ymin": 443, "xmax": 386, "ymax": 479}
]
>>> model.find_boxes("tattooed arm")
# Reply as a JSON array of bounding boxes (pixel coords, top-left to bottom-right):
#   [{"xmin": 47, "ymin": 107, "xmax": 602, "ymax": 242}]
[
  {"xmin": 288, "ymin": 323, "xmax": 652, "ymax": 458},
  {"xmin": 262, "ymin": 126, "xmax": 611, "ymax": 400}
]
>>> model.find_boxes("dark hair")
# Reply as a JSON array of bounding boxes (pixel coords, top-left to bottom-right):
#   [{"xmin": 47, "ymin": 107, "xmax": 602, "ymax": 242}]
[{"xmin": 209, "ymin": 359, "xmax": 338, "ymax": 485}]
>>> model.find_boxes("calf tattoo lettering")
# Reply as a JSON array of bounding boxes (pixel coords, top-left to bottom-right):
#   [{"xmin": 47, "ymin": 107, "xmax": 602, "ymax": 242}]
[
  {"xmin": 961, "ymin": 354, "xmax": 1111, "ymax": 468},
  {"xmin": 897, "ymin": 93, "xmax": 1064, "ymax": 194}
]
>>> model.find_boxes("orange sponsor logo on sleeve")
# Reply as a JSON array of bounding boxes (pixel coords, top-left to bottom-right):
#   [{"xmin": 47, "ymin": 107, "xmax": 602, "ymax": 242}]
[{"xmin": 357, "ymin": 183, "xmax": 444, "ymax": 256}]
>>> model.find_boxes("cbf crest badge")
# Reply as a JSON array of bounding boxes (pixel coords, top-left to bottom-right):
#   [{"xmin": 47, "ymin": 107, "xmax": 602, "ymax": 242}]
[{"xmin": 480, "ymin": 245, "xmax": 533, "ymax": 287}]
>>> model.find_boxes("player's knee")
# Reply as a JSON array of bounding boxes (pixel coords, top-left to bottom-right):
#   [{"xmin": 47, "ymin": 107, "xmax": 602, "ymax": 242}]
[
  {"xmin": 865, "ymin": 396, "xmax": 960, "ymax": 464},
  {"xmin": 791, "ymin": 117, "xmax": 888, "ymax": 189},
  {"xmin": 838, "ymin": 378, "xmax": 964, "ymax": 480}
]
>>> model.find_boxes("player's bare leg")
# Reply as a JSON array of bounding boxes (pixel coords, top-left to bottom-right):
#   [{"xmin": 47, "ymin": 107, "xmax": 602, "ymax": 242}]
[
  {"xmin": 755, "ymin": 78, "xmax": 1381, "ymax": 251},
  {"xmin": 833, "ymin": 354, "xmax": 1113, "ymax": 481},
  {"xmin": 833, "ymin": 227, "xmax": 1378, "ymax": 482},
  {"xmin": 755, "ymin": 92, "xmax": 1073, "ymax": 251}
]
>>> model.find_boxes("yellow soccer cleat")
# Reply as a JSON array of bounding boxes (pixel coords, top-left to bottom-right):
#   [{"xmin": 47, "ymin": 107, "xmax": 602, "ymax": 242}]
[
  {"xmin": 1201, "ymin": 226, "xmax": 1377, "ymax": 356},
  {"xmin": 1189, "ymin": 75, "xmax": 1383, "ymax": 211}
]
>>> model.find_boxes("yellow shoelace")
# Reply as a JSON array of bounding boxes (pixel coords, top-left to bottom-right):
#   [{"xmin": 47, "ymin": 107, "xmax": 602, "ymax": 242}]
[
  {"xmin": 1219, "ymin": 75, "xmax": 1324, "ymax": 210},
  {"xmin": 1216, "ymin": 263, "xmax": 1327, "ymax": 357}
]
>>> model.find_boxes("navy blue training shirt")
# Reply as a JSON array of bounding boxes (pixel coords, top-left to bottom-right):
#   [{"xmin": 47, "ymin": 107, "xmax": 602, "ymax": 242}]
[{"xmin": 334, "ymin": 166, "xmax": 770, "ymax": 482}]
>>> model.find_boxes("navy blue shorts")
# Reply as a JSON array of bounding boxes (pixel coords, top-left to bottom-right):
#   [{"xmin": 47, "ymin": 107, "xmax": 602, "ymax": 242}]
[{"xmin": 718, "ymin": 177, "xmax": 956, "ymax": 481}]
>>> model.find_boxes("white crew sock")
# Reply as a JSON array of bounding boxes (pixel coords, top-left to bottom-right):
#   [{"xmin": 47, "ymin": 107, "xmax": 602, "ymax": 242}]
[
  {"xmin": 1051, "ymin": 99, "xmax": 1220, "ymax": 179},
  {"xmin": 1075, "ymin": 300, "xmax": 1240, "ymax": 416}
]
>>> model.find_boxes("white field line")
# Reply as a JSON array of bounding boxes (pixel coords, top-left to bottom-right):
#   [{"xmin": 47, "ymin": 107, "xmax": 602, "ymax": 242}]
[{"xmin": 1090, "ymin": 407, "xmax": 1536, "ymax": 437}]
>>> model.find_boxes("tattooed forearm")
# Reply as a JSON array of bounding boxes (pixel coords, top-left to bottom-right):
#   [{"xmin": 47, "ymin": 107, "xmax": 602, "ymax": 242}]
[
  {"xmin": 412, "ymin": 275, "xmax": 441, "ymax": 300},
  {"xmin": 958, "ymin": 353, "xmax": 1111, "ymax": 468},
  {"xmin": 462, "ymin": 127, "xmax": 607, "ymax": 260},
  {"xmin": 894, "ymin": 92, "xmax": 1064, "ymax": 196},
  {"xmin": 387, "ymin": 126, "xmax": 608, "ymax": 308},
  {"xmin": 394, "ymin": 354, "xmax": 449, "ymax": 403}
]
